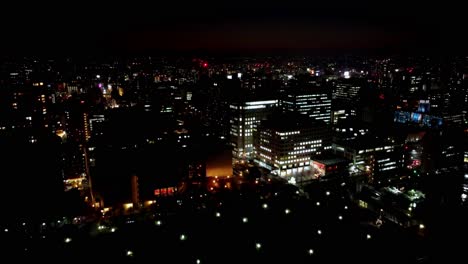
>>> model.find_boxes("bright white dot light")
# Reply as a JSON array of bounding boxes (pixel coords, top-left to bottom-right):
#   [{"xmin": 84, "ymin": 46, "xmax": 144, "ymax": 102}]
[
  {"xmin": 57, "ymin": 220, "xmax": 61, "ymax": 224},
  {"xmin": 317, "ymin": 230, "xmax": 322, "ymax": 235},
  {"xmin": 366, "ymin": 234, "xmax": 372, "ymax": 240},
  {"xmin": 255, "ymin": 243, "xmax": 262, "ymax": 250},
  {"xmin": 22, "ymin": 223, "xmax": 26, "ymax": 226},
  {"xmin": 325, "ymin": 191, "xmax": 330, "ymax": 196},
  {"xmin": 42, "ymin": 223, "xmax": 46, "ymax": 226},
  {"xmin": 180, "ymin": 234, "xmax": 186, "ymax": 241},
  {"xmin": 316, "ymin": 202, "xmax": 320, "ymax": 206},
  {"xmin": 64, "ymin": 237, "xmax": 72, "ymax": 243},
  {"xmin": 196, "ymin": 259, "xmax": 201, "ymax": 264},
  {"xmin": 296, "ymin": 191, "xmax": 299, "ymax": 194},
  {"xmin": 338, "ymin": 215, "xmax": 343, "ymax": 220},
  {"xmin": 308, "ymin": 249, "xmax": 314, "ymax": 255},
  {"xmin": 242, "ymin": 217, "xmax": 248, "ymax": 223},
  {"xmin": 111, "ymin": 228, "xmax": 116, "ymax": 232},
  {"xmin": 126, "ymin": 250, "xmax": 133, "ymax": 257},
  {"xmin": 344, "ymin": 206, "xmax": 348, "ymax": 210},
  {"xmin": 262, "ymin": 203, "xmax": 268, "ymax": 209},
  {"xmin": 4, "ymin": 229, "xmax": 8, "ymax": 233},
  {"xmin": 419, "ymin": 224, "xmax": 425, "ymax": 230},
  {"xmin": 285, "ymin": 209, "xmax": 291, "ymax": 215},
  {"xmin": 215, "ymin": 212, "xmax": 221, "ymax": 218},
  {"xmin": 156, "ymin": 220, "xmax": 162, "ymax": 226}
]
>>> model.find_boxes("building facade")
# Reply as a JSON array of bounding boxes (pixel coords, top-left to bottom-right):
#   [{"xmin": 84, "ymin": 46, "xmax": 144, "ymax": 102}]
[{"xmin": 230, "ymin": 99, "xmax": 278, "ymax": 163}]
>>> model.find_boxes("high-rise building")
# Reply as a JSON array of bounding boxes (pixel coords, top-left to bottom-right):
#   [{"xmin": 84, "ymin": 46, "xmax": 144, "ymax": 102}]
[
  {"xmin": 282, "ymin": 88, "xmax": 332, "ymax": 124},
  {"xmin": 254, "ymin": 113, "xmax": 331, "ymax": 178},
  {"xmin": 230, "ymin": 99, "xmax": 278, "ymax": 163}
]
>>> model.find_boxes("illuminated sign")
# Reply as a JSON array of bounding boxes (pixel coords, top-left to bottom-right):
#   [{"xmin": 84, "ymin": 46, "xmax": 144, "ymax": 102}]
[{"xmin": 154, "ymin": 187, "xmax": 177, "ymax": 196}]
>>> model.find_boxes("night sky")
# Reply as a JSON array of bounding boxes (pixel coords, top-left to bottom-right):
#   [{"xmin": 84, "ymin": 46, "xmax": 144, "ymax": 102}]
[{"xmin": 1, "ymin": 1, "xmax": 466, "ymax": 55}]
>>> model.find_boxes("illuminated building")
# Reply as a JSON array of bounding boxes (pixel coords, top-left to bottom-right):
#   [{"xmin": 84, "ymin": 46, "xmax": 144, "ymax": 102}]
[
  {"xmin": 254, "ymin": 113, "xmax": 331, "ymax": 178},
  {"xmin": 332, "ymin": 79, "xmax": 363, "ymax": 117},
  {"xmin": 89, "ymin": 114, "xmax": 105, "ymax": 138},
  {"xmin": 333, "ymin": 136, "xmax": 404, "ymax": 181},
  {"xmin": 331, "ymin": 109, "xmax": 349, "ymax": 125},
  {"xmin": 131, "ymin": 175, "xmax": 140, "ymax": 209},
  {"xmin": 282, "ymin": 88, "xmax": 332, "ymax": 124},
  {"xmin": 394, "ymin": 99, "xmax": 465, "ymax": 127},
  {"xmin": 230, "ymin": 99, "xmax": 278, "ymax": 163},
  {"xmin": 83, "ymin": 113, "xmax": 90, "ymax": 142}
]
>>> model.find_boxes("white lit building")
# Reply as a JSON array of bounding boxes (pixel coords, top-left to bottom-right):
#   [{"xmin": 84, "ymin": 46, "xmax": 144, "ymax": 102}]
[
  {"xmin": 282, "ymin": 90, "xmax": 332, "ymax": 124},
  {"xmin": 230, "ymin": 99, "xmax": 278, "ymax": 163},
  {"xmin": 254, "ymin": 113, "xmax": 331, "ymax": 178}
]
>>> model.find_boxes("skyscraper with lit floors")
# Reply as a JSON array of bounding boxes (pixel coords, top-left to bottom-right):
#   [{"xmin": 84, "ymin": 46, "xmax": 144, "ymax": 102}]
[{"xmin": 230, "ymin": 99, "xmax": 278, "ymax": 164}]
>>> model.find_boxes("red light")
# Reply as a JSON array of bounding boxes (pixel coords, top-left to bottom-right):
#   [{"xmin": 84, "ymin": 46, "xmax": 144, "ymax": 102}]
[
  {"xmin": 80, "ymin": 101, "xmax": 85, "ymax": 104},
  {"xmin": 379, "ymin": 94, "xmax": 385, "ymax": 100},
  {"xmin": 203, "ymin": 63, "xmax": 208, "ymax": 68}
]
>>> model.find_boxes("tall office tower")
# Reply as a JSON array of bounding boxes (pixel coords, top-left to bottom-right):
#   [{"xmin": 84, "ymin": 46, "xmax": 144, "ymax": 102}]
[
  {"xmin": 331, "ymin": 78, "xmax": 364, "ymax": 118},
  {"xmin": 230, "ymin": 99, "xmax": 278, "ymax": 163},
  {"xmin": 254, "ymin": 113, "xmax": 331, "ymax": 179},
  {"xmin": 282, "ymin": 87, "xmax": 332, "ymax": 124}
]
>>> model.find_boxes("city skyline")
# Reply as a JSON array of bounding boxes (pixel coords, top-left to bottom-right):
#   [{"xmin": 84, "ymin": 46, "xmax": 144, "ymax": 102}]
[{"xmin": 1, "ymin": 2, "xmax": 467, "ymax": 262}]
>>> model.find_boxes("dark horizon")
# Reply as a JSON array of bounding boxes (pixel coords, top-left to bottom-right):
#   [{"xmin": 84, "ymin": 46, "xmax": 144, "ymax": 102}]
[{"xmin": 1, "ymin": 1, "xmax": 466, "ymax": 56}]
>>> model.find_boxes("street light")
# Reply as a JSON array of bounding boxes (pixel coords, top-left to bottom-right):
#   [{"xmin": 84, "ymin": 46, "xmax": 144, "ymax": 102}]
[
  {"xmin": 242, "ymin": 217, "xmax": 248, "ymax": 223},
  {"xmin": 285, "ymin": 209, "xmax": 291, "ymax": 215},
  {"xmin": 180, "ymin": 234, "xmax": 187, "ymax": 241},
  {"xmin": 308, "ymin": 249, "xmax": 314, "ymax": 255},
  {"xmin": 255, "ymin": 243, "xmax": 262, "ymax": 250}
]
